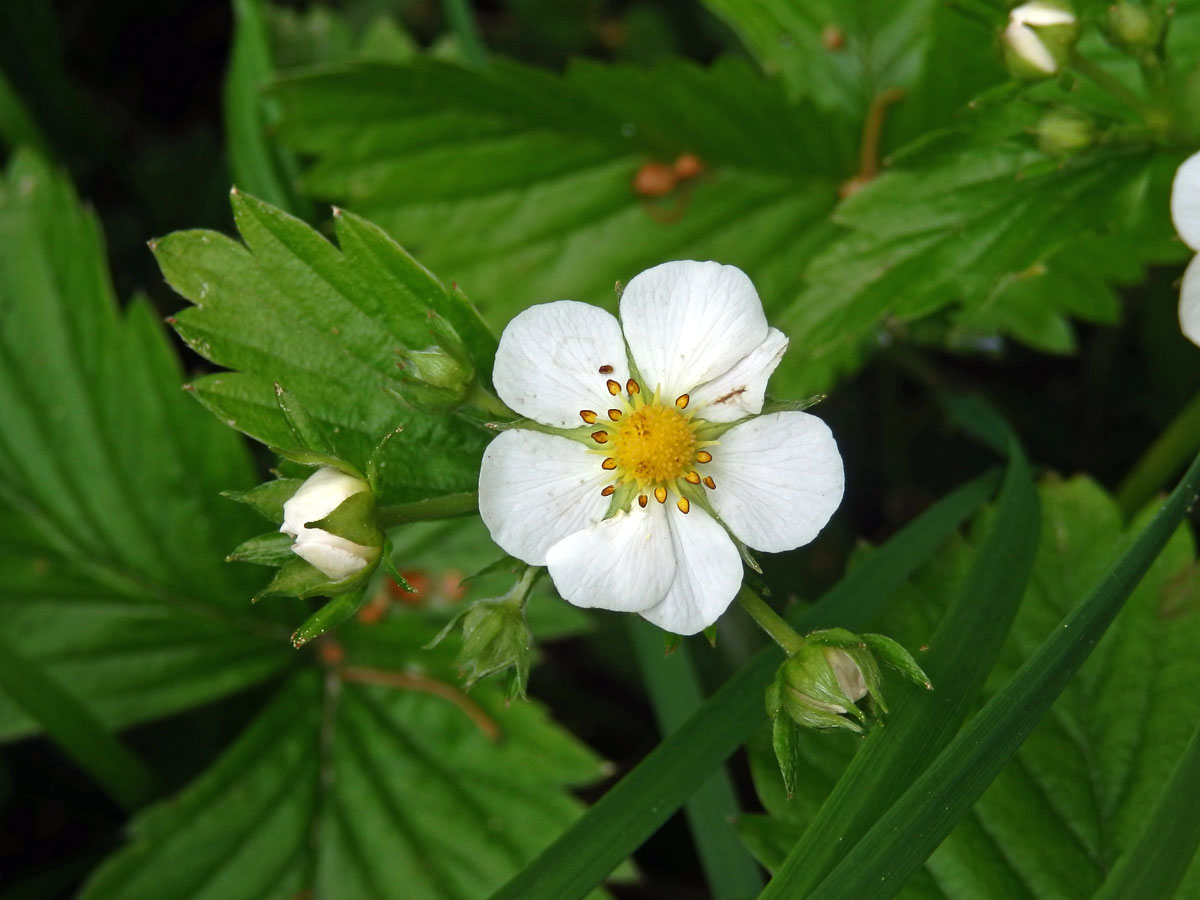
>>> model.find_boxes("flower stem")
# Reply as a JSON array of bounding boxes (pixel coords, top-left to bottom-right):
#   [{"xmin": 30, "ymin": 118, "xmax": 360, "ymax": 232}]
[
  {"xmin": 737, "ymin": 587, "xmax": 806, "ymax": 656},
  {"xmin": 469, "ymin": 383, "xmax": 515, "ymax": 419},
  {"xmin": 1069, "ymin": 55, "xmax": 1154, "ymax": 122},
  {"xmin": 1116, "ymin": 388, "xmax": 1200, "ymax": 517},
  {"xmin": 377, "ymin": 491, "xmax": 478, "ymax": 527}
]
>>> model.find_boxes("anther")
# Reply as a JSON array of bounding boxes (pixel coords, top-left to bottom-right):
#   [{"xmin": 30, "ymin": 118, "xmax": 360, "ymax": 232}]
[
  {"xmin": 654, "ymin": 486, "xmax": 667, "ymax": 504},
  {"xmin": 599, "ymin": 364, "xmax": 614, "ymax": 374},
  {"xmin": 677, "ymin": 498, "xmax": 690, "ymax": 514},
  {"xmin": 685, "ymin": 471, "xmax": 701, "ymax": 485},
  {"xmin": 592, "ymin": 431, "xmax": 609, "ymax": 444},
  {"xmin": 675, "ymin": 394, "xmax": 689, "ymax": 409},
  {"xmin": 580, "ymin": 409, "xmax": 598, "ymax": 424},
  {"xmin": 602, "ymin": 458, "xmax": 617, "ymax": 470},
  {"xmin": 601, "ymin": 485, "xmax": 616, "ymax": 497},
  {"xmin": 608, "ymin": 409, "xmax": 622, "ymax": 421},
  {"xmin": 703, "ymin": 475, "xmax": 716, "ymax": 489},
  {"xmin": 696, "ymin": 450, "xmax": 713, "ymax": 464},
  {"xmin": 627, "ymin": 379, "xmax": 641, "ymax": 395},
  {"xmin": 606, "ymin": 379, "xmax": 622, "ymax": 395},
  {"xmin": 638, "ymin": 494, "xmax": 649, "ymax": 508}
]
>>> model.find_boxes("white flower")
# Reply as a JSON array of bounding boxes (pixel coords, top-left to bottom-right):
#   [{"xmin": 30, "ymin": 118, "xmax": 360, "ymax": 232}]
[
  {"xmin": 1003, "ymin": 1, "xmax": 1077, "ymax": 76},
  {"xmin": 479, "ymin": 260, "xmax": 845, "ymax": 635},
  {"xmin": 280, "ymin": 467, "xmax": 378, "ymax": 581},
  {"xmin": 1171, "ymin": 150, "xmax": 1200, "ymax": 346}
]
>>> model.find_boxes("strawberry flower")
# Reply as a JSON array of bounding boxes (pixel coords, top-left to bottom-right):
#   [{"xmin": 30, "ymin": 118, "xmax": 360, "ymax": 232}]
[{"xmin": 479, "ymin": 260, "xmax": 844, "ymax": 635}]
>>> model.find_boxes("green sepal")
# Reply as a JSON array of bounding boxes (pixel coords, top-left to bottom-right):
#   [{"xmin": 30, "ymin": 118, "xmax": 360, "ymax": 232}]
[
  {"xmin": 761, "ymin": 395, "xmax": 827, "ymax": 414},
  {"xmin": 662, "ymin": 631, "xmax": 683, "ymax": 657},
  {"xmin": 222, "ymin": 478, "xmax": 304, "ymax": 521},
  {"xmin": 305, "ymin": 490, "xmax": 383, "ymax": 548},
  {"xmin": 772, "ymin": 713, "xmax": 802, "ymax": 800},
  {"xmin": 380, "ymin": 540, "xmax": 416, "ymax": 593},
  {"xmin": 267, "ymin": 444, "xmax": 364, "ymax": 477},
  {"xmin": 459, "ymin": 554, "xmax": 522, "ymax": 587},
  {"xmin": 226, "ymin": 531, "xmax": 296, "ymax": 566},
  {"xmin": 274, "ymin": 381, "xmax": 334, "ymax": 454},
  {"xmin": 861, "ymin": 632, "xmax": 933, "ymax": 690},
  {"xmin": 366, "ymin": 426, "xmax": 404, "ymax": 494},
  {"xmin": 458, "ymin": 598, "xmax": 532, "ymax": 694},
  {"xmin": 702, "ymin": 624, "xmax": 718, "ymax": 648},
  {"xmin": 254, "ymin": 556, "xmax": 337, "ymax": 603},
  {"xmin": 290, "ymin": 589, "xmax": 369, "ymax": 648}
]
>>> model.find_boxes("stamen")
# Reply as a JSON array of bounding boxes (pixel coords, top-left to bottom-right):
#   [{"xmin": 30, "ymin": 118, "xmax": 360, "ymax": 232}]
[
  {"xmin": 602, "ymin": 458, "xmax": 617, "ymax": 470},
  {"xmin": 638, "ymin": 494, "xmax": 648, "ymax": 508},
  {"xmin": 677, "ymin": 497, "xmax": 690, "ymax": 514},
  {"xmin": 606, "ymin": 379, "xmax": 622, "ymax": 395},
  {"xmin": 684, "ymin": 471, "xmax": 701, "ymax": 485},
  {"xmin": 675, "ymin": 394, "xmax": 689, "ymax": 409},
  {"xmin": 601, "ymin": 485, "xmax": 616, "ymax": 497},
  {"xmin": 580, "ymin": 409, "xmax": 598, "ymax": 424},
  {"xmin": 599, "ymin": 364, "xmax": 614, "ymax": 374},
  {"xmin": 608, "ymin": 409, "xmax": 622, "ymax": 421},
  {"xmin": 592, "ymin": 431, "xmax": 609, "ymax": 444},
  {"xmin": 696, "ymin": 450, "xmax": 713, "ymax": 464},
  {"xmin": 627, "ymin": 379, "xmax": 641, "ymax": 395},
  {"xmin": 654, "ymin": 486, "xmax": 667, "ymax": 504},
  {"xmin": 703, "ymin": 475, "xmax": 716, "ymax": 489}
]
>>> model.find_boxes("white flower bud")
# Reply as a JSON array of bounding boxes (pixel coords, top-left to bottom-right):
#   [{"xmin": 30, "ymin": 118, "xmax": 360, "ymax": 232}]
[
  {"xmin": 280, "ymin": 467, "xmax": 379, "ymax": 581},
  {"xmin": 1004, "ymin": 1, "xmax": 1078, "ymax": 77}
]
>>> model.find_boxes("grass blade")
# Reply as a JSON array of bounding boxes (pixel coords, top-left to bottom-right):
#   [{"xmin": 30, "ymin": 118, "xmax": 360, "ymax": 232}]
[
  {"xmin": 485, "ymin": 468, "xmax": 999, "ymax": 900},
  {"xmin": 759, "ymin": 439, "xmax": 1039, "ymax": 899},
  {"xmin": 799, "ymin": 446, "xmax": 1200, "ymax": 900},
  {"xmin": 0, "ymin": 631, "xmax": 157, "ymax": 811},
  {"xmin": 629, "ymin": 619, "xmax": 764, "ymax": 899}
]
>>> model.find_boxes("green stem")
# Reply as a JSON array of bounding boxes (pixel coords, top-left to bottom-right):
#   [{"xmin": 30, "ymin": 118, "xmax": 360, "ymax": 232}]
[
  {"xmin": 737, "ymin": 587, "xmax": 806, "ymax": 655},
  {"xmin": 1069, "ymin": 55, "xmax": 1153, "ymax": 120},
  {"xmin": 1115, "ymin": 388, "xmax": 1200, "ymax": 517},
  {"xmin": 378, "ymin": 491, "xmax": 478, "ymax": 528},
  {"xmin": 441, "ymin": 0, "xmax": 487, "ymax": 69},
  {"xmin": 469, "ymin": 383, "xmax": 515, "ymax": 419}
]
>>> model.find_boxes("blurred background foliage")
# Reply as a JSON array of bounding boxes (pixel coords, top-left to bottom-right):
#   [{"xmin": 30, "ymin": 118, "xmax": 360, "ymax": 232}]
[{"xmin": 3, "ymin": 0, "xmax": 1200, "ymax": 898}]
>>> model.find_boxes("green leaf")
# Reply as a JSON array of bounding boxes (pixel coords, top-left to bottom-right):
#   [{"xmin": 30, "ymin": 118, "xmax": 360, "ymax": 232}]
[
  {"xmin": 153, "ymin": 189, "xmax": 496, "ymax": 505},
  {"xmin": 0, "ymin": 150, "xmax": 293, "ymax": 741},
  {"xmin": 759, "ymin": 436, "xmax": 1039, "ymax": 899},
  {"xmin": 484, "ymin": 468, "xmax": 998, "ymax": 900},
  {"xmin": 223, "ymin": 477, "xmax": 304, "ymax": 522},
  {"xmin": 270, "ymin": 55, "xmax": 851, "ymax": 381},
  {"xmin": 289, "ymin": 588, "xmax": 367, "ymax": 648},
  {"xmin": 226, "ymin": 531, "xmax": 295, "ymax": 565},
  {"xmin": 0, "ymin": 64, "xmax": 49, "ymax": 155},
  {"xmin": 80, "ymin": 668, "xmax": 611, "ymax": 900},
  {"xmin": 795, "ymin": 462, "xmax": 1200, "ymax": 899}
]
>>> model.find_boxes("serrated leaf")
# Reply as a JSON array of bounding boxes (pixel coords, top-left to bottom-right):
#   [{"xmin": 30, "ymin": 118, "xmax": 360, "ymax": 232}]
[
  {"xmin": 80, "ymin": 668, "xmax": 612, "ymax": 900},
  {"xmin": 153, "ymin": 190, "xmax": 495, "ymax": 505},
  {"xmin": 0, "ymin": 151, "xmax": 293, "ymax": 741}
]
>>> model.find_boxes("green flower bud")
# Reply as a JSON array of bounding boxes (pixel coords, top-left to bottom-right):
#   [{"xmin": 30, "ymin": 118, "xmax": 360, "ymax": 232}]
[
  {"xmin": 457, "ymin": 597, "xmax": 532, "ymax": 700},
  {"xmin": 773, "ymin": 641, "xmax": 882, "ymax": 735},
  {"xmin": 1106, "ymin": 1, "xmax": 1162, "ymax": 52},
  {"xmin": 1034, "ymin": 107, "xmax": 1095, "ymax": 156},
  {"xmin": 398, "ymin": 344, "xmax": 475, "ymax": 408},
  {"xmin": 1003, "ymin": 1, "xmax": 1079, "ymax": 79}
]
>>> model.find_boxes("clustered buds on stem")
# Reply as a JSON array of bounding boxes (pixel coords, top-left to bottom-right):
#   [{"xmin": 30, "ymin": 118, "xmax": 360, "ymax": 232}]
[{"xmin": 764, "ymin": 628, "xmax": 931, "ymax": 797}]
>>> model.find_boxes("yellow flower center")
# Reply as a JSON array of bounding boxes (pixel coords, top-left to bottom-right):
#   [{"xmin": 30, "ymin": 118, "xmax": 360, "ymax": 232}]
[{"xmin": 613, "ymin": 404, "xmax": 695, "ymax": 485}]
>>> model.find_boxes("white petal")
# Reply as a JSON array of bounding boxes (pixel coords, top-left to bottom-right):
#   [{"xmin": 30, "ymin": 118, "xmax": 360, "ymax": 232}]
[
  {"xmin": 280, "ymin": 467, "xmax": 369, "ymax": 536},
  {"xmin": 688, "ymin": 328, "xmax": 789, "ymax": 423},
  {"xmin": 492, "ymin": 300, "xmax": 630, "ymax": 429},
  {"xmin": 1011, "ymin": 2, "xmax": 1075, "ymax": 26},
  {"xmin": 1004, "ymin": 23, "xmax": 1057, "ymax": 74},
  {"xmin": 545, "ymin": 501, "xmax": 675, "ymax": 612},
  {"xmin": 620, "ymin": 261, "xmax": 768, "ymax": 400},
  {"xmin": 478, "ymin": 429, "xmax": 611, "ymax": 565},
  {"xmin": 291, "ymin": 531, "xmax": 373, "ymax": 581},
  {"xmin": 1171, "ymin": 152, "xmax": 1200, "ymax": 252},
  {"xmin": 1179, "ymin": 253, "xmax": 1200, "ymax": 347},
  {"xmin": 639, "ymin": 505, "xmax": 743, "ymax": 635},
  {"xmin": 707, "ymin": 412, "xmax": 844, "ymax": 553}
]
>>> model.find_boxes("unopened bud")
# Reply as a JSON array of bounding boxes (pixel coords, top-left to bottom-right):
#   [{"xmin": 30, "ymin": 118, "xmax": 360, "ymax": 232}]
[
  {"xmin": 399, "ymin": 344, "xmax": 474, "ymax": 408},
  {"xmin": 280, "ymin": 467, "xmax": 382, "ymax": 582},
  {"xmin": 1003, "ymin": 1, "xmax": 1078, "ymax": 78},
  {"xmin": 1034, "ymin": 108, "xmax": 1094, "ymax": 155},
  {"xmin": 1106, "ymin": 1, "xmax": 1162, "ymax": 51}
]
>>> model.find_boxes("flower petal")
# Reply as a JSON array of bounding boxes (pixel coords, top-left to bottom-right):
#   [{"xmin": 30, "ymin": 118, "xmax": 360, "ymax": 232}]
[
  {"xmin": 688, "ymin": 328, "xmax": 789, "ymax": 423},
  {"xmin": 1179, "ymin": 253, "xmax": 1200, "ymax": 347},
  {"xmin": 639, "ymin": 505, "xmax": 743, "ymax": 635},
  {"xmin": 1011, "ymin": 1, "xmax": 1075, "ymax": 26},
  {"xmin": 1172, "ymin": 152, "xmax": 1200, "ymax": 252},
  {"xmin": 493, "ymin": 300, "xmax": 631, "ymax": 428},
  {"xmin": 545, "ymin": 501, "xmax": 675, "ymax": 613},
  {"xmin": 479, "ymin": 430, "xmax": 611, "ymax": 565},
  {"xmin": 291, "ymin": 532, "xmax": 372, "ymax": 582},
  {"xmin": 707, "ymin": 411, "xmax": 844, "ymax": 553},
  {"xmin": 1004, "ymin": 23, "xmax": 1056, "ymax": 74},
  {"xmin": 620, "ymin": 260, "xmax": 768, "ymax": 400}
]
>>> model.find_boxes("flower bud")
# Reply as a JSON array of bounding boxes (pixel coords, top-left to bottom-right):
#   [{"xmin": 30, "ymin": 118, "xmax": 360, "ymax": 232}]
[
  {"xmin": 1003, "ymin": 1, "xmax": 1078, "ymax": 79},
  {"xmin": 1034, "ymin": 107, "xmax": 1095, "ymax": 155},
  {"xmin": 1106, "ymin": 1, "xmax": 1162, "ymax": 52},
  {"xmin": 457, "ymin": 598, "xmax": 532, "ymax": 700},
  {"xmin": 280, "ymin": 466, "xmax": 382, "ymax": 582},
  {"xmin": 770, "ymin": 641, "xmax": 882, "ymax": 735},
  {"xmin": 398, "ymin": 344, "xmax": 475, "ymax": 409}
]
